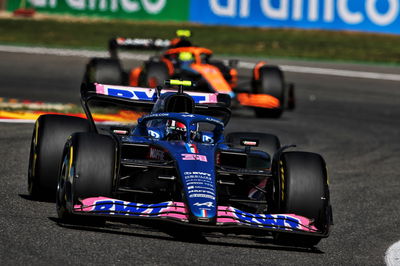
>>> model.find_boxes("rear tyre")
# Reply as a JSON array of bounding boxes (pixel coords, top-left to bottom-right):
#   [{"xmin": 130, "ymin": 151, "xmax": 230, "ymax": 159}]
[
  {"xmin": 273, "ymin": 151, "xmax": 331, "ymax": 247},
  {"xmin": 84, "ymin": 58, "xmax": 124, "ymax": 85},
  {"xmin": 252, "ymin": 65, "xmax": 285, "ymax": 118},
  {"xmin": 140, "ymin": 61, "xmax": 170, "ymax": 88},
  {"xmin": 28, "ymin": 115, "xmax": 90, "ymax": 200},
  {"xmin": 56, "ymin": 133, "xmax": 116, "ymax": 225},
  {"xmin": 209, "ymin": 60, "xmax": 231, "ymax": 81}
]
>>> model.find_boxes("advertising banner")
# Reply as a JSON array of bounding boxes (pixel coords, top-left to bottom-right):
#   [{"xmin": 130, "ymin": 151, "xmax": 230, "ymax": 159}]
[
  {"xmin": 189, "ymin": 0, "xmax": 400, "ymax": 35},
  {"xmin": 7, "ymin": 0, "xmax": 190, "ymax": 21}
]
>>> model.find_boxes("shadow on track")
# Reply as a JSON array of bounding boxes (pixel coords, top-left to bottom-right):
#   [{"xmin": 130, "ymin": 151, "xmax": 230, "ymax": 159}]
[
  {"xmin": 49, "ymin": 217, "xmax": 324, "ymax": 254},
  {"xmin": 19, "ymin": 193, "xmax": 55, "ymax": 203}
]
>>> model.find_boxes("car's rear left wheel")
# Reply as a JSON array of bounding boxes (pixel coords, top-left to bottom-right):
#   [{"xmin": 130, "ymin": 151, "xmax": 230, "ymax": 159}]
[
  {"xmin": 140, "ymin": 61, "xmax": 170, "ymax": 88},
  {"xmin": 84, "ymin": 58, "xmax": 124, "ymax": 85},
  {"xmin": 28, "ymin": 115, "xmax": 90, "ymax": 200}
]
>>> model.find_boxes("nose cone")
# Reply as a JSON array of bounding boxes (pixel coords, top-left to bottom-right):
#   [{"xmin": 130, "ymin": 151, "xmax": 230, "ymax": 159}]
[
  {"xmin": 162, "ymin": 141, "xmax": 218, "ymax": 223},
  {"xmin": 181, "ymin": 169, "xmax": 217, "ymax": 223}
]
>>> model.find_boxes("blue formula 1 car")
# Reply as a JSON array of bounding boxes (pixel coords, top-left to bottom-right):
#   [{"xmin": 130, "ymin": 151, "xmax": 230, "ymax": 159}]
[{"xmin": 27, "ymin": 80, "xmax": 332, "ymax": 247}]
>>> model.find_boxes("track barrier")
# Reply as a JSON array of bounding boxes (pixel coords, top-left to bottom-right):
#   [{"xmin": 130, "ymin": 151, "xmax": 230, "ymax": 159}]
[{"xmin": 5, "ymin": 1, "xmax": 400, "ymax": 35}]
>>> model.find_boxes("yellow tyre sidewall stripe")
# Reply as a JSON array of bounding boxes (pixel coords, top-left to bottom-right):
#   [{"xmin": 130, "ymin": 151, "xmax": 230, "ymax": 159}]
[{"xmin": 279, "ymin": 160, "xmax": 285, "ymax": 202}]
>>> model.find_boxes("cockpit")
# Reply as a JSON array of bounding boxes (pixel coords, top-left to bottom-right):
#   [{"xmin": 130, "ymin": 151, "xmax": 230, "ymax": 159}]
[{"xmin": 136, "ymin": 114, "xmax": 224, "ymax": 144}]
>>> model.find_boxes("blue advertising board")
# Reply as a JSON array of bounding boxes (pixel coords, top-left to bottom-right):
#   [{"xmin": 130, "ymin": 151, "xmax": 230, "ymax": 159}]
[{"xmin": 189, "ymin": 0, "xmax": 400, "ymax": 35}]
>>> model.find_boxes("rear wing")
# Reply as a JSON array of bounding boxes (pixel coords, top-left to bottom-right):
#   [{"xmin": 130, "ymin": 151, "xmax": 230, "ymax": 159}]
[
  {"xmin": 109, "ymin": 37, "xmax": 171, "ymax": 58},
  {"xmin": 80, "ymin": 83, "xmax": 231, "ymax": 129},
  {"xmin": 94, "ymin": 83, "xmax": 220, "ymax": 104}
]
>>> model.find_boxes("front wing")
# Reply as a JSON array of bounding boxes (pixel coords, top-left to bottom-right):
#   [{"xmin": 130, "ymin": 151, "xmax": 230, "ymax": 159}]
[{"xmin": 73, "ymin": 197, "xmax": 328, "ymax": 237}]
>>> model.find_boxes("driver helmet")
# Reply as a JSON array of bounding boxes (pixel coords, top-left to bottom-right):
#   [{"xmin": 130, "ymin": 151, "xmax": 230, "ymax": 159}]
[
  {"xmin": 178, "ymin": 52, "xmax": 194, "ymax": 62},
  {"xmin": 166, "ymin": 120, "xmax": 187, "ymax": 140}
]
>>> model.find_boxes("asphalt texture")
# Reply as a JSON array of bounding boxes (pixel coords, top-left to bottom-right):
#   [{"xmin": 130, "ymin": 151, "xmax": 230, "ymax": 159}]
[{"xmin": 0, "ymin": 51, "xmax": 400, "ymax": 265}]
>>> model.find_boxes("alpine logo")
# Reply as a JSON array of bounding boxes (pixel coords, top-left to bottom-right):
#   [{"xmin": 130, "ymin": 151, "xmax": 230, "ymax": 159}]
[
  {"xmin": 202, "ymin": 135, "xmax": 214, "ymax": 144},
  {"xmin": 148, "ymin": 130, "xmax": 161, "ymax": 139},
  {"xmin": 194, "ymin": 202, "xmax": 214, "ymax": 208}
]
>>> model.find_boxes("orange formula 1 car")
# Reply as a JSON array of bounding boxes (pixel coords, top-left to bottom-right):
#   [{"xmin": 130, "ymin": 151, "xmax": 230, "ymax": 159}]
[{"xmin": 84, "ymin": 31, "xmax": 295, "ymax": 118}]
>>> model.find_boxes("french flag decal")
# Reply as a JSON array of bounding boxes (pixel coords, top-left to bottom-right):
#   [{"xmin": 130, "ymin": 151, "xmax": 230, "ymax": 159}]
[
  {"xmin": 185, "ymin": 143, "xmax": 198, "ymax": 154},
  {"xmin": 201, "ymin": 209, "xmax": 208, "ymax": 217}
]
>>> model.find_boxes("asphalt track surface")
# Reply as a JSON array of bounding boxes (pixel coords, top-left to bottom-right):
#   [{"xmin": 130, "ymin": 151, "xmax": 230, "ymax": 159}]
[{"xmin": 0, "ymin": 51, "xmax": 399, "ymax": 265}]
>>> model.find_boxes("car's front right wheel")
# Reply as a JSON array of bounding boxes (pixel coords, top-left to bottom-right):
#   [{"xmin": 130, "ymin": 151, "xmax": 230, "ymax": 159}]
[
  {"xmin": 272, "ymin": 151, "xmax": 332, "ymax": 247},
  {"xmin": 56, "ymin": 132, "xmax": 116, "ymax": 224}
]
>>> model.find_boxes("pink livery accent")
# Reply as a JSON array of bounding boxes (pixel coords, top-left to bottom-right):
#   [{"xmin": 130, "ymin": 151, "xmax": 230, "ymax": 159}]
[
  {"xmin": 95, "ymin": 83, "xmax": 105, "ymax": 95},
  {"xmin": 181, "ymin": 154, "xmax": 208, "ymax": 162},
  {"xmin": 74, "ymin": 197, "xmax": 189, "ymax": 221},
  {"xmin": 74, "ymin": 196, "xmax": 107, "ymax": 212},
  {"xmin": 94, "ymin": 83, "xmax": 219, "ymax": 104},
  {"xmin": 74, "ymin": 197, "xmax": 318, "ymax": 232},
  {"xmin": 215, "ymin": 206, "xmax": 318, "ymax": 232}
]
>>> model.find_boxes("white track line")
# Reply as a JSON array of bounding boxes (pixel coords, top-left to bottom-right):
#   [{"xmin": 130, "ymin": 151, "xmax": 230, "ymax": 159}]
[
  {"xmin": 386, "ymin": 241, "xmax": 400, "ymax": 266},
  {"xmin": 0, "ymin": 45, "xmax": 149, "ymax": 60},
  {"xmin": 238, "ymin": 62, "xmax": 400, "ymax": 82},
  {"xmin": 1, "ymin": 45, "xmax": 400, "ymax": 81},
  {"xmin": 282, "ymin": 65, "xmax": 400, "ymax": 81},
  {"xmin": 0, "ymin": 119, "xmax": 35, "ymax": 123}
]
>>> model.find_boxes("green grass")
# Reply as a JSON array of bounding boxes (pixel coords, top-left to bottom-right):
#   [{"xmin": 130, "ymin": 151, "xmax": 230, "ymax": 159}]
[{"xmin": 1, "ymin": 16, "xmax": 400, "ymax": 64}]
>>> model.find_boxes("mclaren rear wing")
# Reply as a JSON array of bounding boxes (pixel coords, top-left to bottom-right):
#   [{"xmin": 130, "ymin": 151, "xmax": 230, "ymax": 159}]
[{"xmin": 109, "ymin": 37, "xmax": 171, "ymax": 58}]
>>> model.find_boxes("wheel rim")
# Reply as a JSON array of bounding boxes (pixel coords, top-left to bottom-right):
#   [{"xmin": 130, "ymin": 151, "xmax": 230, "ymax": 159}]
[
  {"xmin": 28, "ymin": 126, "xmax": 38, "ymax": 195},
  {"xmin": 57, "ymin": 150, "xmax": 72, "ymax": 219}
]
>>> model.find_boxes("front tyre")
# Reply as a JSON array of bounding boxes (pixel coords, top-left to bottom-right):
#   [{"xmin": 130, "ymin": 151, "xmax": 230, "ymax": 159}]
[
  {"xmin": 273, "ymin": 151, "xmax": 331, "ymax": 247},
  {"xmin": 56, "ymin": 133, "xmax": 116, "ymax": 224},
  {"xmin": 252, "ymin": 65, "xmax": 285, "ymax": 118}
]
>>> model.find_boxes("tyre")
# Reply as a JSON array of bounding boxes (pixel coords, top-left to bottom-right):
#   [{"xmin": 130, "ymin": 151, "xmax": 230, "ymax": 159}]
[
  {"xmin": 84, "ymin": 58, "xmax": 124, "ymax": 85},
  {"xmin": 225, "ymin": 132, "xmax": 281, "ymax": 165},
  {"xmin": 28, "ymin": 115, "xmax": 90, "ymax": 200},
  {"xmin": 209, "ymin": 60, "xmax": 231, "ymax": 80},
  {"xmin": 56, "ymin": 132, "xmax": 116, "ymax": 223},
  {"xmin": 252, "ymin": 65, "xmax": 285, "ymax": 118},
  {"xmin": 273, "ymin": 151, "xmax": 331, "ymax": 246},
  {"xmin": 140, "ymin": 61, "xmax": 170, "ymax": 88}
]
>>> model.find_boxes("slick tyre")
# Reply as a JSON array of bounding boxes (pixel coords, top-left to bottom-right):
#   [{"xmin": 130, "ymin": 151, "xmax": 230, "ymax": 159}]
[
  {"xmin": 252, "ymin": 65, "xmax": 284, "ymax": 118},
  {"xmin": 84, "ymin": 58, "xmax": 124, "ymax": 85},
  {"xmin": 140, "ymin": 62, "xmax": 169, "ymax": 88},
  {"xmin": 28, "ymin": 115, "xmax": 90, "ymax": 200},
  {"xmin": 57, "ymin": 133, "xmax": 116, "ymax": 224},
  {"xmin": 273, "ymin": 151, "xmax": 331, "ymax": 247},
  {"xmin": 226, "ymin": 132, "xmax": 281, "ymax": 165},
  {"xmin": 209, "ymin": 60, "xmax": 231, "ymax": 80}
]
